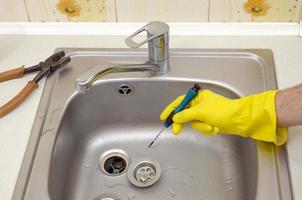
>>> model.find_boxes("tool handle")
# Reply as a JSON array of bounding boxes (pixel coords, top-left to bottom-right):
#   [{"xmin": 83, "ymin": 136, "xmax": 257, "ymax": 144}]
[
  {"xmin": 0, "ymin": 81, "xmax": 38, "ymax": 118},
  {"xmin": 0, "ymin": 66, "xmax": 25, "ymax": 82},
  {"xmin": 164, "ymin": 84, "xmax": 201, "ymax": 128}
]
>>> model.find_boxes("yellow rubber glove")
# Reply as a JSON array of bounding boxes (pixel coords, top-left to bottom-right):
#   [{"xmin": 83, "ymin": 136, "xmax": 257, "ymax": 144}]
[{"xmin": 160, "ymin": 90, "xmax": 288, "ymax": 146}]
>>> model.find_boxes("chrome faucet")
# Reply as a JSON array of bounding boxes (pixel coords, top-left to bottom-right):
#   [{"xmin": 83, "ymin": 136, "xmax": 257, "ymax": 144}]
[
  {"xmin": 125, "ymin": 21, "xmax": 170, "ymax": 73},
  {"xmin": 76, "ymin": 21, "xmax": 170, "ymax": 93}
]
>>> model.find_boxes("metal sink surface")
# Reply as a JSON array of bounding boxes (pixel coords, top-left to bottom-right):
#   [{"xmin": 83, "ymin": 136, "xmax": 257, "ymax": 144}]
[{"xmin": 13, "ymin": 48, "xmax": 292, "ymax": 200}]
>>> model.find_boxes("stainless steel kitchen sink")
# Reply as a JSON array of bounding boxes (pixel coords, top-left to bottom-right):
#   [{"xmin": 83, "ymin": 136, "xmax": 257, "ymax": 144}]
[{"xmin": 13, "ymin": 48, "xmax": 292, "ymax": 200}]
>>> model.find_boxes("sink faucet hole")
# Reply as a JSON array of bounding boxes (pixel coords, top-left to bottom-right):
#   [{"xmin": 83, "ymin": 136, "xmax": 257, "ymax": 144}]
[{"xmin": 99, "ymin": 149, "xmax": 129, "ymax": 176}]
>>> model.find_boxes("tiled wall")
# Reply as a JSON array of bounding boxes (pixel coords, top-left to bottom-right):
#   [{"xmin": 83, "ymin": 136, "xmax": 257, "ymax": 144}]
[{"xmin": 0, "ymin": 0, "xmax": 301, "ymax": 22}]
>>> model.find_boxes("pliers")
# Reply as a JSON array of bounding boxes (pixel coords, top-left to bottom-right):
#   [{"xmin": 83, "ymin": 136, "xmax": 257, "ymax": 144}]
[{"xmin": 0, "ymin": 51, "xmax": 71, "ymax": 118}]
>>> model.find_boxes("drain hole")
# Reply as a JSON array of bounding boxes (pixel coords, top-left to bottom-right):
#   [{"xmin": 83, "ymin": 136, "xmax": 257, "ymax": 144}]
[
  {"xmin": 99, "ymin": 149, "xmax": 129, "ymax": 176},
  {"xmin": 104, "ymin": 156, "xmax": 127, "ymax": 175},
  {"xmin": 117, "ymin": 84, "xmax": 133, "ymax": 96},
  {"xmin": 94, "ymin": 193, "xmax": 120, "ymax": 200}
]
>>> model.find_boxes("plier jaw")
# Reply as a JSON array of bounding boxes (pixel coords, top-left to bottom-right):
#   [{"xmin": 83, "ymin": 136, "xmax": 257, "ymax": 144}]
[
  {"xmin": 32, "ymin": 54, "xmax": 71, "ymax": 83},
  {"xmin": 24, "ymin": 51, "xmax": 71, "ymax": 83}
]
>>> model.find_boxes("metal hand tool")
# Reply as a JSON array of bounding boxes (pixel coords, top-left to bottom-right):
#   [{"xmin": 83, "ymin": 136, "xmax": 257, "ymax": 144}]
[{"xmin": 0, "ymin": 51, "xmax": 70, "ymax": 118}]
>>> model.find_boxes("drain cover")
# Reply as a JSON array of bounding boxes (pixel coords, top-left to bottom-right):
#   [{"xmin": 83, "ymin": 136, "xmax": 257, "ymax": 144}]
[
  {"xmin": 135, "ymin": 165, "xmax": 156, "ymax": 183},
  {"xmin": 94, "ymin": 193, "xmax": 120, "ymax": 200},
  {"xmin": 128, "ymin": 159, "xmax": 161, "ymax": 187}
]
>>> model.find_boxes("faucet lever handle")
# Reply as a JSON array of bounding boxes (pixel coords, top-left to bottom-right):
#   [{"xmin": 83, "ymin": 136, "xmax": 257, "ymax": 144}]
[{"xmin": 125, "ymin": 21, "xmax": 169, "ymax": 49}]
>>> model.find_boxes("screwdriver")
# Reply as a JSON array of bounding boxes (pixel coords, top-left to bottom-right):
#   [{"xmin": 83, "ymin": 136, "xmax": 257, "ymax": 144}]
[{"xmin": 148, "ymin": 84, "xmax": 202, "ymax": 148}]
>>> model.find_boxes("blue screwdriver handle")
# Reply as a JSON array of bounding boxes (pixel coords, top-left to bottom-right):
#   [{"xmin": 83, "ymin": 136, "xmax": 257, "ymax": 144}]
[{"xmin": 163, "ymin": 84, "xmax": 201, "ymax": 128}]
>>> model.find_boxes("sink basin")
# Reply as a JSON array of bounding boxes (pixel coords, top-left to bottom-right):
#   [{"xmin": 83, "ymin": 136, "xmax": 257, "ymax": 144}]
[{"xmin": 13, "ymin": 49, "xmax": 292, "ymax": 200}]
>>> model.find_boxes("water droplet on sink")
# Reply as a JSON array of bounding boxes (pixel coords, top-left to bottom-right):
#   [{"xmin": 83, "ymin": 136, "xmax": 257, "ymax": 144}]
[
  {"xmin": 228, "ymin": 186, "xmax": 233, "ymax": 191},
  {"xmin": 128, "ymin": 193, "xmax": 136, "ymax": 199},
  {"xmin": 104, "ymin": 178, "xmax": 131, "ymax": 188},
  {"xmin": 182, "ymin": 180, "xmax": 188, "ymax": 185},
  {"xmin": 223, "ymin": 145, "xmax": 230, "ymax": 153},
  {"xmin": 168, "ymin": 188, "xmax": 176, "ymax": 198},
  {"xmin": 164, "ymin": 166, "xmax": 178, "ymax": 170},
  {"xmin": 164, "ymin": 167, "xmax": 194, "ymax": 179},
  {"xmin": 224, "ymin": 176, "xmax": 233, "ymax": 186},
  {"xmin": 162, "ymin": 166, "xmax": 194, "ymax": 190}
]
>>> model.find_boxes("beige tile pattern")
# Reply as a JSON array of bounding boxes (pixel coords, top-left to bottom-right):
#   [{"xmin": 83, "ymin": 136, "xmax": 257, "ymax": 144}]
[
  {"xmin": 0, "ymin": 0, "xmax": 29, "ymax": 21},
  {"xmin": 0, "ymin": 1, "xmax": 301, "ymax": 23},
  {"xmin": 25, "ymin": 0, "xmax": 116, "ymax": 22},
  {"xmin": 114, "ymin": 0, "xmax": 302, "ymax": 22},
  {"xmin": 210, "ymin": 0, "xmax": 251, "ymax": 22},
  {"xmin": 255, "ymin": 0, "xmax": 297, "ymax": 22},
  {"xmin": 115, "ymin": 0, "xmax": 209, "ymax": 22}
]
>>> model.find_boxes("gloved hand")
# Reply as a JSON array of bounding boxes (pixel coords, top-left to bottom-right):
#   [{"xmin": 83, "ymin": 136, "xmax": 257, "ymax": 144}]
[{"xmin": 160, "ymin": 90, "xmax": 288, "ymax": 145}]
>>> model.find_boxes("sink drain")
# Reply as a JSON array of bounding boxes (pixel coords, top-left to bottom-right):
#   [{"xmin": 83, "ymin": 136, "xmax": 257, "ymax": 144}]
[
  {"xmin": 135, "ymin": 165, "xmax": 156, "ymax": 183},
  {"xmin": 99, "ymin": 149, "xmax": 129, "ymax": 176},
  {"xmin": 94, "ymin": 193, "xmax": 120, "ymax": 200},
  {"xmin": 128, "ymin": 159, "xmax": 161, "ymax": 187}
]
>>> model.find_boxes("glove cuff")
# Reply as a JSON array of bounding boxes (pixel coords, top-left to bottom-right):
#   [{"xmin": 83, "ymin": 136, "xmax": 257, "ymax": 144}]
[{"xmin": 247, "ymin": 90, "xmax": 288, "ymax": 145}]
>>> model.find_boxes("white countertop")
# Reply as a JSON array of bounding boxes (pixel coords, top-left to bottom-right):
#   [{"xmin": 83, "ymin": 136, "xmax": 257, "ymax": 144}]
[{"xmin": 1, "ymin": 33, "xmax": 302, "ymax": 200}]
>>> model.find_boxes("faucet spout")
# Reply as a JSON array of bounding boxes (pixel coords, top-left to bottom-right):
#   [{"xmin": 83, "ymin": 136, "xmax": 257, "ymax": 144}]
[{"xmin": 76, "ymin": 63, "xmax": 159, "ymax": 93}]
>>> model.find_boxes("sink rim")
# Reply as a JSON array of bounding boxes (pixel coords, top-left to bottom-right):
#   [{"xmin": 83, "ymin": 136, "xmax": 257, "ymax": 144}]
[{"xmin": 12, "ymin": 48, "xmax": 292, "ymax": 200}]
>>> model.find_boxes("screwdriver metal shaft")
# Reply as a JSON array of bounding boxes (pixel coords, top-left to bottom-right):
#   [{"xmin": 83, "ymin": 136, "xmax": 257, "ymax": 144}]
[{"xmin": 148, "ymin": 127, "xmax": 166, "ymax": 148}]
